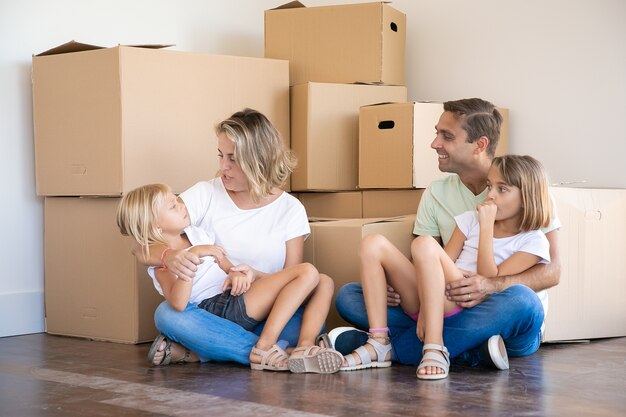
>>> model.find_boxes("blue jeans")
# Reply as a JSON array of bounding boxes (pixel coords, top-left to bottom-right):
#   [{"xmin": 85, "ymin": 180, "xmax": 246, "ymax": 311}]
[
  {"xmin": 335, "ymin": 282, "xmax": 544, "ymax": 366},
  {"xmin": 154, "ymin": 301, "xmax": 303, "ymax": 365}
]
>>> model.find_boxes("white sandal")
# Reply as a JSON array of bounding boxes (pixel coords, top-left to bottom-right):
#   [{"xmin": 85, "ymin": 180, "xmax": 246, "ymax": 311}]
[
  {"xmin": 340, "ymin": 336, "xmax": 392, "ymax": 371},
  {"xmin": 416, "ymin": 344, "xmax": 450, "ymax": 380}
]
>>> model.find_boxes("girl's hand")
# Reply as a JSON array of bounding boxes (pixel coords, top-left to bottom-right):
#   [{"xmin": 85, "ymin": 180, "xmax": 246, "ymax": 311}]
[
  {"xmin": 476, "ymin": 201, "xmax": 498, "ymax": 226},
  {"xmin": 223, "ymin": 269, "xmax": 253, "ymax": 296}
]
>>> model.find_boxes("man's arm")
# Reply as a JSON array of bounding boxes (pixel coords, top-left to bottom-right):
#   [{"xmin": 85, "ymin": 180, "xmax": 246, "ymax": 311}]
[{"xmin": 446, "ymin": 229, "xmax": 561, "ymax": 308}]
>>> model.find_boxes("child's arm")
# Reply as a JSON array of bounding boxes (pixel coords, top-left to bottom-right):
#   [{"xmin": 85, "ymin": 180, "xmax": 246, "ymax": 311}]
[
  {"xmin": 154, "ymin": 267, "xmax": 193, "ymax": 312},
  {"xmin": 188, "ymin": 245, "xmax": 234, "ymax": 274},
  {"xmin": 132, "ymin": 242, "xmax": 202, "ymax": 282},
  {"xmin": 443, "ymin": 226, "xmax": 466, "ymax": 263},
  {"xmin": 493, "ymin": 252, "xmax": 542, "ymax": 277},
  {"xmin": 476, "ymin": 203, "xmax": 498, "ymax": 277}
]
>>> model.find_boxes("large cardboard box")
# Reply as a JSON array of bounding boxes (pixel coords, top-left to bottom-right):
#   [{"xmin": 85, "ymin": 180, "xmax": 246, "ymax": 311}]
[
  {"xmin": 359, "ymin": 102, "xmax": 510, "ymax": 188},
  {"xmin": 291, "ymin": 82, "xmax": 407, "ymax": 191},
  {"xmin": 542, "ymin": 187, "xmax": 626, "ymax": 342},
  {"xmin": 298, "ymin": 189, "xmax": 423, "ymax": 218},
  {"xmin": 33, "ymin": 41, "xmax": 289, "ymax": 196},
  {"xmin": 44, "ymin": 197, "xmax": 163, "ymax": 343},
  {"xmin": 265, "ymin": 1, "xmax": 406, "ymax": 86},
  {"xmin": 304, "ymin": 215, "xmax": 415, "ymax": 328}
]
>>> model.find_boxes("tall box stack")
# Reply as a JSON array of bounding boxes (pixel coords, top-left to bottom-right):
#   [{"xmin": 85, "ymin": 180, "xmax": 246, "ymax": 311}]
[
  {"xmin": 33, "ymin": 42, "xmax": 290, "ymax": 343},
  {"xmin": 266, "ymin": 2, "xmax": 418, "ymax": 328}
]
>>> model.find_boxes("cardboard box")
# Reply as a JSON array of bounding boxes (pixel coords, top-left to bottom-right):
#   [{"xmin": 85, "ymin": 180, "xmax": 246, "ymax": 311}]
[
  {"xmin": 33, "ymin": 41, "xmax": 289, "ymax": 196},
  {"xmin": 304, "ymin": 215, "xmax": 416, "ymax": 328},
  {"xmin": 44, "ymin": 197, "xmax": 163, "ymax": 343},
  {"xmin": 298, "ymin": 189, "xmax": 423, "ymax": 218},
  {"xmin": 359, "ymin": 102, "xmax": 510, "ymax": 188},
  {"xmin": 542, "ymin": 187, "xmax": 626, "ymax": 342},
  {"xmin": 265, "ymin": 1, "xmax": 406, "ymax": 86},
  {"xmin": 291, "ymin": 82, "xmax": 407, "ymax": 191}
]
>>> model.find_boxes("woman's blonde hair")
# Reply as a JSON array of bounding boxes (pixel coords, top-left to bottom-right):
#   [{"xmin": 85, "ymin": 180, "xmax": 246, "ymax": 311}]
[
  {"xmin": 116, "ymin": 183, "xmax": 171, "ymax": 259},
  {"xmin": 491, "ymin": 155, "xmax": 552, "ymax": 232},
  {"xmin": 216, "ymin": 108, "xmax": 296, "ymax": 203}
]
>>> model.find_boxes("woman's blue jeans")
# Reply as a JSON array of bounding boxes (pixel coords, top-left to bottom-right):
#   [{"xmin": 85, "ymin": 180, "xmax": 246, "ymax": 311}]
[
  {"xmin": 335, "ymin": 282, "xmax": 544, "ymax": 366},
  {"xmin": 154, "ymin": 301, "xmax": 303, "ymax": 365}
]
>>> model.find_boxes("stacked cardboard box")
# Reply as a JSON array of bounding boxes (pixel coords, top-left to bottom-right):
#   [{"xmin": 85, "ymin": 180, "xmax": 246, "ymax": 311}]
[
  {"xmin": 266, "ymin": 2, "xmax": 419, "ymax": 328},
  {"xmin": 33, "ymin": 41, "xmax": 291, "ymax": 343}
]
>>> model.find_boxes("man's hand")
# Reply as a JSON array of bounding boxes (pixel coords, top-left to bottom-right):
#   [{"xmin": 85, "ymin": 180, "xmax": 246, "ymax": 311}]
[
  {"xmin": 445, "ymin": 271, "xmax": 499, "ymax": 308},
  {"xmin": 164, "ymin": 249, "xmax": 203, "ymax": 282},
  {"xmin": 387, "ymin": 285, "xmax": 401, "ymax": 307}
]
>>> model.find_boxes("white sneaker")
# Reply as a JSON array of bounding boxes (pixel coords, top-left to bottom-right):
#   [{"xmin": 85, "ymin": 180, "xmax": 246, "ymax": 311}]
[
  {"xmin": 326, "ymin": 326, "xmax": 368, "ymax": 356},
  {"xmin": 482, "ymin": 335, "xmax": 510, "ymax": 370}
]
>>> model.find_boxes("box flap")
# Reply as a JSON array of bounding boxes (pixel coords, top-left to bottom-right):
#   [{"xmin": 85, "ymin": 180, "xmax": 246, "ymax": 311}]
[
  {"xmin": 36, "ymin": 40, "xmax": 104, "ymax": 56},
  {"xmin": 271, "ymin": 1, "xmax": 306, "ymax": 10},
  {"xmin": 35, "ymin": 41, "xmax": 174, "ymax": 57}
]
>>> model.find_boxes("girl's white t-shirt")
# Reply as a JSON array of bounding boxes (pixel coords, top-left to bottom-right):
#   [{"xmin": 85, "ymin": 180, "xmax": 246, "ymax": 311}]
[
  {"xmin": 147, "ymin": 226, "xmax": 226, "ymax": 303},
  {"xmin": 181, "ymin": 177, "xmax": 310, "ymax": 277},
  {"xmin": 453, "ymin": 210, "xmax": 551, "ymax": 328},
  {"xmin": 454, "ymin": 210, "xmax": 551, "ymax": 273}
]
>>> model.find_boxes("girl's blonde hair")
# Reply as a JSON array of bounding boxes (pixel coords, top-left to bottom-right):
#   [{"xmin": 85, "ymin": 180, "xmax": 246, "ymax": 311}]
[
  {"xmin": 116, "ymin": 183, "xmax": 171, "ymax": 259},
  {"xmin": 492, "ymin": 155, "xmax": 552, "ymax": 232},
  {"xmin": 217, "ymin": 108, "xmax": 296, "ymax": 203}
]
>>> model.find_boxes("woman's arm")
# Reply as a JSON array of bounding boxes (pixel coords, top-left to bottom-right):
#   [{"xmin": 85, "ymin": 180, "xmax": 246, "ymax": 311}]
[
  {"xmin": 132, "ymin": 242, "xmax": 202, "ymax": 282},
  {"xmin": 284, "ymin": 235, "xmax": 305, "ymax": 268}
]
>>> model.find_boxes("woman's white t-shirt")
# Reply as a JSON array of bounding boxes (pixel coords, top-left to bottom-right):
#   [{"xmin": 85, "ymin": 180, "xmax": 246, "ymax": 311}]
[{"xmin": 181, "ymin": 177, "xmax": 310, "ymax": 281}]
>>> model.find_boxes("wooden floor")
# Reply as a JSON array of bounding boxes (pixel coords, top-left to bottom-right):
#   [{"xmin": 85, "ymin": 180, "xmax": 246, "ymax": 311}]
[{"xmin": 0, "ymin": 334, "xmax": 624, "ymax": 417}]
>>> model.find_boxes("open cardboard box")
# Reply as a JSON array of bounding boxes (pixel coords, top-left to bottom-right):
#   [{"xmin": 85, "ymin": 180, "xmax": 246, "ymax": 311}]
[
  {"xmin": 33, "ymin": 41, "xmax": 290, "ymax": 196},
  {"xmin": 265, "ymin": 1, "xmax": 406, "ymax": 86}
]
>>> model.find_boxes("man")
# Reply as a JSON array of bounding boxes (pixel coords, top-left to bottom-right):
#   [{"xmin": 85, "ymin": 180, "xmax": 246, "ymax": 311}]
[{"xmin": 332, "ymin": 98, "xmax": 561, "ymax": 368}]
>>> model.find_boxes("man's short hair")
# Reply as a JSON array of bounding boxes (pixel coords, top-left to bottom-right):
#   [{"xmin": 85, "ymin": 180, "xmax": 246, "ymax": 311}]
[{"xmin": 443, "ymin": 98, "xmax": 503, "ymax": 157}]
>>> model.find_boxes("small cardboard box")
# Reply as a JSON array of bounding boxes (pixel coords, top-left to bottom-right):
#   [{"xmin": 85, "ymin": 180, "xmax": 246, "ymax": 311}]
[
  {"xmin": 33, "ymin": 41, "xmax": 289, "ymax": 196},
  {"xmin": 298, "ymin": 189, "xmax": 424, "ymax": 218},
  {"xmin": 291, "ymin": 82, "xmax": 407, "ymax": 191},
  {"xmin": 44, "ymin": 197, "xmax": 163, "ymax": 343},
  {"xmin": 359, "ymin": 102, "xmax": 510, "ymax": 188},
  {"xmin": 304, "ymin": 215, "xmax": 415, "ymax": 328},
  {"xmin": 542, "ymin": 187, "xmax": 626, "ymax": 342},
  {"xmin": 265, "ymin": 1, "xmax": 406, "ymax": 86}
]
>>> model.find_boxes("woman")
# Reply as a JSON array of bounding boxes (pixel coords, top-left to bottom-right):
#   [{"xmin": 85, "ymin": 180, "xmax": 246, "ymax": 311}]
[{"xmin": 134, "ymin": 109, "xmax": 337, "ymax": 371}]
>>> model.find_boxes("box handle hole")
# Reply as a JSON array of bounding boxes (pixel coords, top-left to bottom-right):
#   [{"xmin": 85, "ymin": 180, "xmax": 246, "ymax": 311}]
[
  {"xmin": 378, "ymin": 120, "xmax": 395, "ymax": 130},
  {"xmin": 390, "ymin": 22, "xmax": 398, "ymax": 32}
]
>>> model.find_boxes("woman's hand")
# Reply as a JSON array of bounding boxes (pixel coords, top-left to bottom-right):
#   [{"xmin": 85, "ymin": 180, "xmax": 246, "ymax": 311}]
[{"xmin": 164, "ymin": 248, "xmax": 203, "ymax": 282}]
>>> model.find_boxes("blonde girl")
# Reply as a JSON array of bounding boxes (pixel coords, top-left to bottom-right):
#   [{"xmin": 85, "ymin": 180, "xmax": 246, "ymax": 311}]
[{"xmin": 342, "ymin": 155, "xmax": 552, "ymax": 380}]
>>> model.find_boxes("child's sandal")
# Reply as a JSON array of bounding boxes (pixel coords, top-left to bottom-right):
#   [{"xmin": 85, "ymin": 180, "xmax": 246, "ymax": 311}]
[
  {"xmin": 250, "ymin": 344, "xmax": 290, "ymax": 371},
  {"xmin": 416, "ymin": 344, "xmax": 450, "ymax": 380}
]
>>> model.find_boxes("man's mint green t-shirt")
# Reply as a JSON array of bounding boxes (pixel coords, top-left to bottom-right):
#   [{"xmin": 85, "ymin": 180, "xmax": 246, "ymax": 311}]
[{"xmin": 413, "ymin": 174, "xmax": 560, "ymax": 246}]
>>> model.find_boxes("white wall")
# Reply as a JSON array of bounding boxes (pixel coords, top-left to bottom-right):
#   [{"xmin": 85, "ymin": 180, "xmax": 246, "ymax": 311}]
[{"xmin": 1, "ymin": 0, "xmax": 624, "ymax": 336}]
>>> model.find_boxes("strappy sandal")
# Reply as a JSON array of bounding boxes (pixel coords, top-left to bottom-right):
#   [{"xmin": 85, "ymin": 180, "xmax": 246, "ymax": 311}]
[
  {"xmin": 416, "ymin": 344, "xmax": 450, "ymax": 380},
  {"xmin": 147, "ymin": 334, "xmax": 192, "ymax": 366},
  {"xmin": 340, "ymin": 336, "xmax": 392, "ymax": 371},
  {"xmin": 250, "ymin": 344, "xmax": 290, "ymax": 371},
  {"xmin": 288, "ymin": 346, "xmax": 343, "ymax": 374}
]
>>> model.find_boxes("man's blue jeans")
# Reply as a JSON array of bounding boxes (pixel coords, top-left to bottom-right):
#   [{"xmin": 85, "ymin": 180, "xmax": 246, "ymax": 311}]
[
  {"xmin": 154, "ymin": 301, "xmax": 303, "ymax": 365},
  {"xmin": 335, "ymin": 282, "xmax": 544, "ymax": 365}
]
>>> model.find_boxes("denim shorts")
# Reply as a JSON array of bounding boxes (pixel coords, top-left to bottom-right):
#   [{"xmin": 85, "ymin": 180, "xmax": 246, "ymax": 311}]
[{"xmin": 197, "ymin": 290, "xmax": 260, "ymax": 331}]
